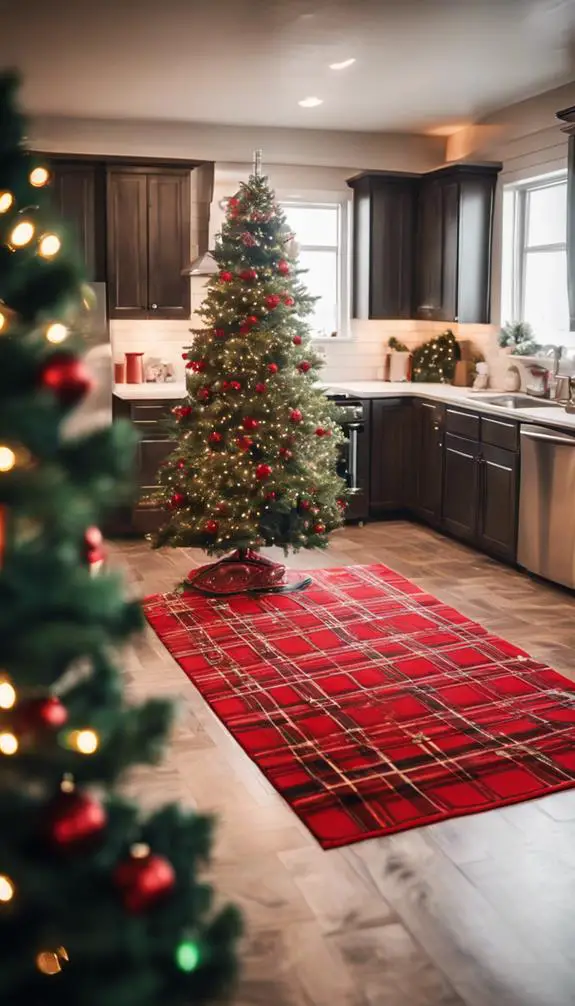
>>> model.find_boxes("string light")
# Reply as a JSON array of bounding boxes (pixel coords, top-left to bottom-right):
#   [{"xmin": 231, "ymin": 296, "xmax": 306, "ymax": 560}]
[
  {"xmin": 9, "ymin": 220, "xmax": 34, "ymax": 248},
  {"xmin": 0, "ymin": 191, "xmax": 13, "ymax": 213},
  {"xmin": 0, "ymin": 677, "xmax": 16, "ymax": 710},
  {"xmin": 0, "ymin": 311, "xmax": 8, "ymax": 334},
  {"xmin": 45, "ymin": 322, "xmax": 68, "ymax": 344},
  {"xmin": 29, "ymin": 166, "xmax": 50, "ymax": 187},
  {"xmin": 68, "ymin": 728, "xmax": 99, "ymax": 754},
  {"xmin": 0, "ymin": 875, "xmax": 15, "ymax": 903},
  {"xmin": 0, "ymin": 732, "xmax": 18, "ymax": 755},
  {"xmin": 175, "ymin": 939, "xmax": 200, "ymax": 973},
  {"xmin": 36, "ymin": 946, "xmax": 69, "ymax": 976},
  {"xmin": 0, "ymin": 447, "xmax": 16, "ymax": 472},
  {"xmin": 38, "ymin": 233, "xmax": 61, "ymax": 258}
]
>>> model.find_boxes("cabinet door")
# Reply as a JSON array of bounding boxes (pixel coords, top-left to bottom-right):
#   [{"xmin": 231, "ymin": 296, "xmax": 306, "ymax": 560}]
[
  {"xmin": 107, "ymin": 170, "xmax": 149, "ymax": 319},
  {"xmin": 412, "ymin": 400, "xmax": 444, "ymax": 524},
  {"xmin": 414, "ymin": 180, "xmax": 443, "ymax": 319},
  {"xmin": 148, "ymin": 172, "xmax": 191, "ymax": 319},
  {"xmin": 370, "ymin": 398, "xmax": 410, "ymax": 511},
  {"xmin": 478, "ymin": 444, "xmax": 518, "ymax": 562},
  {"xmin": 52, "ymin": 162, "xmax": 105, "ymax": 281},
  {"xmin": 370, "ymin": 183, "xmax": 415, "ymax": 319},
  {"xmin": 442, "ymin": 433, "xmax": 480, "ymax": 542}
]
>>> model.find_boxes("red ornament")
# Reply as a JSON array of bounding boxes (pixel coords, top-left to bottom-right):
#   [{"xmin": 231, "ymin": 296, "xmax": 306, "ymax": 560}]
[
  {"xmin": 292, "ymin": 335, "xmax": 302, "ymax": 346},
  {"xmin": 230, "ymin": 380, "xmax": 242, "ymax": 392},
  {"xmin": 113, "ymin": 851, "xmax": 176, "ymax": 914},
  {"xmin": 290, "ymin": 409, "xmax": 303, "ymax": 423},
  {"xmin": 337, "ymin": 498, "xmax": 347, "ymax": 509},
  {"xmin": 181, "ymin": 353, "xmax": 189, "ymax": 360},
  {"xmin": 18, "ymin": 695, "xmax": 68, "ymax": 732},
  {"xmin": 278, "ymin": 260, "xmax": 290, "ymax": 275},
  {"xmin": 47, "ymin": 789, "xmax": 107, "ymax": 850},
  {"xmin": 284, "ymin": 296, "xmax": 295, "ymax": 307},
  {"xmin": 221, "ymin": 381, "xmax": 230, "ymax": 391},
  {"xmin": 300, "ymin": 499, "xmax": 311, "ymax": 510},
  {"xmin": 208, "ymin": 431, "xmax": 223, "ymax": 444},
  {"xmin": 214, "ymin": 328, "xmax": 226, "ymax": 339},
  {"xmin": 256, "ymin": 464, "xmax": 272, "ymax": 481},
  {"xmin": 204, "ymin": 519, "xmax": 219, "ymax": 534},
  {"xmin": 255, "ymin": 382, "xmax": 267, "ymax": 394},
  {"xmin": 236, "ymin": 435, "xmax": 253, "ymax": 452},
  {"xmin": 169, "ymin": 492, "xmax": 186, "ymax": 510},
  {"xmin": 243, "ymin": 417, "xmax": 259, "ymax": 431},
  {"xmin": 215, "ymin": 502, "xmax": 228, "ymax": 514},
  {"xmin": 267, "ymin": 363, "xmax": 279, "ymax": 374},
  {"xmin": 219, "ymin": 270, "xmax": 233, "ymax": 282},
  {"xmin": 240, "ymin": 268, "xmax": 257, "ymax": 281},
  {"xmin": 197, "ymin": 386, "xmax": 210, "ymax": 401},
  {"xmin": 265, "ymin": 294, "xmax": 281, "ymax": 309},
  {"xmin": 315, "ymin": 427, "xmax": 326, "ymax": 437},
  {"xmin": 279, "ymin": 447, "xmax": 293, "ymax": 461},
  {"xmin": 173, "ymin": 405, "xmax": 192, "ymax": 419},
  {"xmin": 187, "ymin": 360, "xmax": 205, "ymax": 373},
  {"xmin": 241, "ymin": 231, "xmax": 257, "ymax": 247},
  {"xmin": 40, "ymin": 354, "xmax": 93, "ymax": 406},
  {"xmin": 298, "ymin": 361, "xmax": 311, "ymax": 374},
  {"xmin": 313, "ymin": 523, "xmax": 326, "ymax": 534},
  {"xmin": 84, "ymin": 526, "xmax": 104, "ymax": 567},
  {"xmin": 246, "ymin": 314, "xmax": 258, "ymax": 326},
  {"xmin": 265, "ymin": 491, "xmax": 276, "ymax": 501},
  {"xmin": 176, "ymin": 459, "xmax": 186, "ymax": 470}
]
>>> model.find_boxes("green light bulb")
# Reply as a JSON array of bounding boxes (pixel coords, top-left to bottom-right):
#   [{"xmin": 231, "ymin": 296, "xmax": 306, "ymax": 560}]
[{"xmin": 176, "ymin": 939, "xmax": 200, "ymax": 973}]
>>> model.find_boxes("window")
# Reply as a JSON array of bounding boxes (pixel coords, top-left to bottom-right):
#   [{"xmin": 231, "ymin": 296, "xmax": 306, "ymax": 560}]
[
  {"xmin": 280, "ymin": 200, "xmax": 350, "ymax": 339},
  {"xmin": 502, "ymin": 174, "xmax": 569, "ymax": 343}
]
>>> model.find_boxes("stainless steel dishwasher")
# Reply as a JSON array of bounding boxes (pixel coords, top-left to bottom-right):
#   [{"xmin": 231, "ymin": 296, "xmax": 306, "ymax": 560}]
[{"xmin": 518, "ymin": 423, "xmax": 575, "ymax": 588}]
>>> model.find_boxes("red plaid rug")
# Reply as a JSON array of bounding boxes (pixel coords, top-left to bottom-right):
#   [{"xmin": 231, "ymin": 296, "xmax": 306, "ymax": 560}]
[{"xmin": 143, "ymin": 564, "xmax": 575, "ymax": 849}]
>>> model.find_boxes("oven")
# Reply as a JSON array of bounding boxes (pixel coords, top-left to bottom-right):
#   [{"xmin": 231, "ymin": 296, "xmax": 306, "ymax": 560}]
[{"xmin": 327, "ymin": 394, "xmax": 369, "ymax": 522}]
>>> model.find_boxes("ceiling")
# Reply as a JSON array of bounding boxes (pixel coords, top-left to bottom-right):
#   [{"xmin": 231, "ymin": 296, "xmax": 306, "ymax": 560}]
[{"xmin": 1, "ymin": 0, "xmax": 574, "ymax": 133}]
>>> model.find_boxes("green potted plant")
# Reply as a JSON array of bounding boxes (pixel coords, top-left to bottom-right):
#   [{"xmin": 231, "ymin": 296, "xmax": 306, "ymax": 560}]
[{"xmin": 498, "ymin": 321, "xmax": 541, "ymax": 356}]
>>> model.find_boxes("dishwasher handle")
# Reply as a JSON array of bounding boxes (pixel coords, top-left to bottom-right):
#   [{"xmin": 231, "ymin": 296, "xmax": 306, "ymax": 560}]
[{"xmin": 520, "ymin": 428, "xmax": 575, "ymax": 447}]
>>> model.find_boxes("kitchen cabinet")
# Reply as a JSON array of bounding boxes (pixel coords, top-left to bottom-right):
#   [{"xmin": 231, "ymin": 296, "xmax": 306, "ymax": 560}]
[
  {"xmin": 112, "ymin": 397, "xmax": 176, "ymax": 534},
  {"xmin": 347, "ymin": 172, "xmax": 418, "ymax": 319},
  {"xmin": 412, "ymin": 399, "xmax": 444, "ymax": 525},
  {"xmin": 369, "ymin": 398, "xmax": 411, "ymax": 512},
  {"xmin": 442, "ymin": 432, "xmax": 480, "ymax": 542},
  {"xmin": 414, "ymin": 163, "xmax": 500, "ymax": 324},
  {"xmin": 477, "ymin": 443, "xmax": 518, "ymax": 561},
  {"xmin": 107, "ymin": 167, "xmax": 191, "ymax": 320},
  {"xmin": 51, "ymin": 160, "xmax": 106, "ymax": 281}
]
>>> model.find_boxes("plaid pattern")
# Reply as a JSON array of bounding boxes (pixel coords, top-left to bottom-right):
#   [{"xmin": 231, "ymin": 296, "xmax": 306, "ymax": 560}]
[{"xmin": 144, "ymin": 564, "xmax": 575, "ymax": 849}]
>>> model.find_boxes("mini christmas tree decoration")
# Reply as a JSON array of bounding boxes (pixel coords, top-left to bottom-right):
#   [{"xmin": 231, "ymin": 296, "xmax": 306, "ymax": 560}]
[
  {"xmin": 411, "ymin": 329, "xmax": 461, "ymax": 383},
  {"xmin": 0, "ymin": 73, "xmax": 240, "ymax": 1006},
  {"xmin": 151, "ymin": 155, "xmax": 347, "ymax": 594}
]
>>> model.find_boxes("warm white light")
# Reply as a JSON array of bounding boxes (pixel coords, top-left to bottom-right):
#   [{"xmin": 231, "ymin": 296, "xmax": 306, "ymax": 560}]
[
  {"xmin": 45, "ymin": 322, "xmax": 68, "ymax": 344},
  {"xmin": 0, "ymin": 875, "xmax": 14, "ymax": 902},
  {"xmin": 0, "ymin": 732, "xmax": 18, "ymax": 755},
  {"xmin": 10, "ymin": 221, "xmax": 34, "ymax": 247},
  {"xmin": 0, "ymin": 192, "xmax": 13, "ymax": 213},
  {"xmin": 38, "ymin": 233, "xmax": 61, "ymax": 258},
  {"xmin": 0, "ymin": 312, "xmax": 6, "ymax": 334},
  {"xmin": 29, "ymin": 166, "xmax": 50, "ymax": 188},
  {"xmin": 0, "ymin": 679, "xmax": 16, "ymax": 710},
  {"xmin": 71, "ymin": 729, "xmax": 99, "ymax": 754},
  {"xmin": 329, "ymin": 58, "xmax": 356, "ymax": 70},
  {"xmin": 0, "ymin": 447, "xmax": 16, "ymax": 472},
  {"xmin": 298, "ymin": 96, "xmax": 323, "ymax": 108}
]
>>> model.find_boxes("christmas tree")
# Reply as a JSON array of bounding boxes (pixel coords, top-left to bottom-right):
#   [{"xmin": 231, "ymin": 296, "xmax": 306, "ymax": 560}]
[
  {"xmin": 0, "ymin": 73, "xmax": 240, "ymax": 1006},
  {"xmin": 411, "ymin": 328, "xmax": 460, "ymax": 383},
  {"xmin": 152, "ymin": 163, "xmax": 347, "ymax": 580}
]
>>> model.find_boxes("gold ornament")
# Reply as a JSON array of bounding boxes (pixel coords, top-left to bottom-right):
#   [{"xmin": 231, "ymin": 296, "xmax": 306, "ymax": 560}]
[{"xmin": 36, "ymin": 946, "xmax": 69, "ymax": 976}]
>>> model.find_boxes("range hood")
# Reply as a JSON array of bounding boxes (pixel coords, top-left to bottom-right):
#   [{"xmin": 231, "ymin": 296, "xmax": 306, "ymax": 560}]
[
  {"xmin": 181, "ymin": 162, "xmax": 220, "ymax": 277},
  {"xmin": 181, "ymin": 250, "xmax": 218, "ymax": 277}
]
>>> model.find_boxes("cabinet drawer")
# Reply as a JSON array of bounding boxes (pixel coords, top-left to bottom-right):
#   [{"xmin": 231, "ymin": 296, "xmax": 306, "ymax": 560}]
[
  {"xmin": 445, "ymin": 407, "xmax": 480, "ymax": 440},
  {"xmin": 481, "ymin": 415, "xmax": 518, "ymax": 451},
  {"xmin": 130, "ymin": 402, "xmax": 174, "ymax": 424}
]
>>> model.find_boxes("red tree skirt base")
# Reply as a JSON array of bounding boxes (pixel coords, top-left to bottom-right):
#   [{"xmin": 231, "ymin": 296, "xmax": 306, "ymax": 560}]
[
  {"xmin": 144, "ymin": 564, "xmax": 575, "ymax": 849},
  {"xmin": 185, "ymin": 549, "xmax": 312, "ymax": 596}
]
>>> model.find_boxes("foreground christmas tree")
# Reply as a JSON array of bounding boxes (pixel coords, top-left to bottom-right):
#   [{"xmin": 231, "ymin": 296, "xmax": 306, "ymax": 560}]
[
  {"xmin": 0, "ymin": 73, "xmax": 239, "ymax": 1005},
  {"xmin": 152, "ymin": 159, "xmax": 347, "ymax": 593}
]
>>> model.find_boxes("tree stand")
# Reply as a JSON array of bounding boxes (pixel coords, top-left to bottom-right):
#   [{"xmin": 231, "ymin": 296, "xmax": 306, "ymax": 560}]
[{"xmin": 185, "ymin": 548, "xmax": 312, "ymax": 596}]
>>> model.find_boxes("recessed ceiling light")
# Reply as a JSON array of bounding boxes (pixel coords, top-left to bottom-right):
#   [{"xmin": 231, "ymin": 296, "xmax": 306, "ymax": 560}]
[
  {"xmin": 329, "ymin": 58, "xmax": 356, "ymax": 70},
  {"xmin": 298, "ymin": 96, "xmax": 323, "ymax": 108}
]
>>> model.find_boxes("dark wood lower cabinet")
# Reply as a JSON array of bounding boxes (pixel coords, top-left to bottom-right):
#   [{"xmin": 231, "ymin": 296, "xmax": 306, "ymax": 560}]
[
  {"xmin": 442, "ymin": 433, "xmax": 480, "ymax": 542},
  {"xmin": 412, "ymin": 399, "xmax": 444, "ymax": 525},
  {"xmin": 369, "ymin": 398, "xmax": 411, "ymax": 512},
  {"xmin": 477, "ymin": 443, "xmax": 518, "ymax": 561},
  {"xmin": 112, "ymin": 396, "xmax": 175, "ymax": 535}
]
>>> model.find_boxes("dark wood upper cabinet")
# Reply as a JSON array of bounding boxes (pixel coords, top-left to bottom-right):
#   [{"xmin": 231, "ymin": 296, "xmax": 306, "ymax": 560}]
[
  {"xmin": 347, "ymin": 172, "xmax": 417, "ymax": 319},
  {"xmin": 50, "ymin": 161, "xmax": 106, "ymax": 281},
  {"xmin": 414, "ymin": 163, "xmax": 501, "ymax": 324},
  {"xmin": 107, "ymin": 167, "xmax": 191, "ymax": 320}
]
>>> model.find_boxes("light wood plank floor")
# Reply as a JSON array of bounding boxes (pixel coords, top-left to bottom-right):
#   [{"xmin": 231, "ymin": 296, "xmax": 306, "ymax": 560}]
[{"xmin": 111, "ymin": 523, "xmax": 575, "ymax": 1006}]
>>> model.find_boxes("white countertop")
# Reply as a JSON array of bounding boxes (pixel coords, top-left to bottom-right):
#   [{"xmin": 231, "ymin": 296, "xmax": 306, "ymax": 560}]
[{"xmin": 113, "ymin": 379, "xmax": 575, "ymax": 432}]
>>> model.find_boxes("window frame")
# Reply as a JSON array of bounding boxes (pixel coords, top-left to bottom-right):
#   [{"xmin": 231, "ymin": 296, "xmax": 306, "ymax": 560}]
[
  {"xmin": 279, "ymin": 196, "xmax": 351, "ymax": 340},
  {"xmin": 504, "ymin": 172, "xmax": 568, "ymax": 336}
]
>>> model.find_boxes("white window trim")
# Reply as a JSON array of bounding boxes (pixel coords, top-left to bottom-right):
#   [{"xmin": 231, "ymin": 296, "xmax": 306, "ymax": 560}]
[
  {"xmin": 279, "ymin": 194, "xmax": 352, "ymax": 341},
  {"xmin": 502, "ymin": 171, "xmax": 568, "ymax": 341}
]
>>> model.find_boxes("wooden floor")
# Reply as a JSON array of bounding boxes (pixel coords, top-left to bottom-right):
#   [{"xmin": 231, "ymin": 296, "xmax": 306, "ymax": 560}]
[{"xmin": 111, "ymin": 522, "xmax": 575, "ymax": 1006}]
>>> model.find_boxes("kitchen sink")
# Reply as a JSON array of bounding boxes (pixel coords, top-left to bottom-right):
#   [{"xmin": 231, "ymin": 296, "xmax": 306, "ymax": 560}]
[{"xmin": 465, "ymin": 394, "xmax": 558, "ymax": 410}]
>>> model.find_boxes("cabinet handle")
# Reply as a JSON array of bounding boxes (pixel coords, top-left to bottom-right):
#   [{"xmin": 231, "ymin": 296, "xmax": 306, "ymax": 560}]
[{"xmin": 151, "ymin": 303, "xmax": 158, "ymax": 310}]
